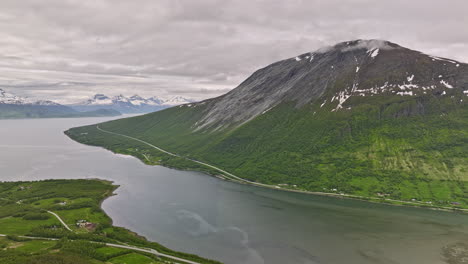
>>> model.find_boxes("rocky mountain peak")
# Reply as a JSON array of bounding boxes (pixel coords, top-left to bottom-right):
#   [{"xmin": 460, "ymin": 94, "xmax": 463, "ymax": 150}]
[{"xmin": 189, "ymin": 40, "xmax": 468, "ymax": 131}]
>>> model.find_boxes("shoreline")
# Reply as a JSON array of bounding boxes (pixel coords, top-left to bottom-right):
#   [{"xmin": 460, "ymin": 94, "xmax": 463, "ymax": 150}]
[
  {"xmin": 66, "ymin": 125, "xmax": 468, "ymax": 214},
  {"xmin": 188, "ymin": 168, "xmax": 468, "ymax": 214},
  {"xmin": 99, "ymin": 146, "xmax": 468, "ymax": 214},
  {"xmin": 0, "ymin": 179, "xmax": 217, "ymax": 264}
]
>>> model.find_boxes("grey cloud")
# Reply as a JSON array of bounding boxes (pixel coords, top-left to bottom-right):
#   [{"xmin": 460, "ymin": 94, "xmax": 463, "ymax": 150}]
[
  {"xmin": 0, "ymin": 0, "xmax": 467, "ymax": 103},
  {"xmin": 340, "ymin": 40, "xmax": 396, "ymax": 52}
]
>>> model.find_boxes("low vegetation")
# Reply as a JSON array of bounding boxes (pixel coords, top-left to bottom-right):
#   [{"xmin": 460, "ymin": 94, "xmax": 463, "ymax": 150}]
[{"xmin": 0, "ymin": 179, "xmax": 221, "ymax": 264}]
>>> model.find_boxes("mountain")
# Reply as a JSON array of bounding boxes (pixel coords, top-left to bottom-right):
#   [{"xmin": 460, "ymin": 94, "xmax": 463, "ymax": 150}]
[
  {"xmin": 161, "ymin": 96, "xmax": 195, "ymax": 106},
  {"xmin": 0, "ymin": 89, "xmax": 61, "ymax": 106},
  {"xmin": 66, "ymin": 40, "xmax": 468, "ymax": 209},
  {"xmin": 0, "ymin": 89, "xmax": 121, "ymax": 119},
  {"xmin": 70, "ymin": 94, "xmax": 195, "ymax": 114}
]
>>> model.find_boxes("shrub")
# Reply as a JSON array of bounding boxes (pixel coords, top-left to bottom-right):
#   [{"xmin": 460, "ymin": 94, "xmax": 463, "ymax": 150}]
[{"xmin": 22, "ymin": 213, "xmax": 50, "ymax": 220}]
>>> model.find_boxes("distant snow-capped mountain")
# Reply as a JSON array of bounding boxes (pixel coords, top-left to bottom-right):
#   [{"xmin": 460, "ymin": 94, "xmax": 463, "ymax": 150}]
[
  {"xmin": 161, "ymin": 96, "xmax": 194, "ymax": 106},
  {"xmin": 0, "ymin": 89, "xmax": 59, "ymax": 106},
  {"xmin": 0, "ymin": 89, "xmax": 120, "ymax": 119},
  {"xmin": 70, "ymin": 94, "xmax": 195, "ymax": 113}
]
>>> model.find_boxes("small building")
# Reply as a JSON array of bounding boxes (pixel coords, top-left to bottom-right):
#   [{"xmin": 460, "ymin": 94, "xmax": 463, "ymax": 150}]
[
  {"xmin": 376, "ymin": 192, "xmax": 390, "ymax": 197},
  {"xmin": 76, "ymin": 219, "xmax": 97, "ymax": 230},
  {"xmin": 84, "ymin": 223, "xmax": 97, "ymax": 230},
  {"xmin": 76, "ymin": 219, "xmax": 87, "ymax": 227}
]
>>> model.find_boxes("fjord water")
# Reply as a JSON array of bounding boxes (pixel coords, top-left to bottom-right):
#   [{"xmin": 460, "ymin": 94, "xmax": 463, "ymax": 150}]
[{"xmin": 1, "ymin": 117, "xmax": 467, "ymax": 264}]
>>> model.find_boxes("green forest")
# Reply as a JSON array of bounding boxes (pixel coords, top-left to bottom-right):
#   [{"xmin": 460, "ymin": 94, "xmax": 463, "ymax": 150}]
[{"xmin": 66, "ymin": 94, "xmax": 468, "ymax": 210}]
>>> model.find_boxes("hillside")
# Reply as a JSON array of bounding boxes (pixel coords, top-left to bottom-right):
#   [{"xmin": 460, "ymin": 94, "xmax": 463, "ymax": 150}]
[{"xmin": 66, "ymin": 40, "xmax": 468, "ymax": 209}]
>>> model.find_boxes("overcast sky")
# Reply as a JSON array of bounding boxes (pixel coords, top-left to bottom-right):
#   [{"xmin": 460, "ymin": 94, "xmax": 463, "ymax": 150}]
[{"xmin": 0, "ymin": 0, "xmax": 467, "ymax": 103}]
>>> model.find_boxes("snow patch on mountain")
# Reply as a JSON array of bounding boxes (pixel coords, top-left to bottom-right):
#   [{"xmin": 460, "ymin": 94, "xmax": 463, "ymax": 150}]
[
  {"xmin": 162, "ymin": 96, "xmax": 195, "ymax": 106},
  {"xmin": 440, "ymin": 80, "xmax": 454, "ymax": 89},
  {"xmin": 397, "ymin": 91, "xmax": 414, "ymax": 96},
  {"xmin": 333, "ymin": 90, "xmax": 351, "ymax": 111},
  {"xmin": 429, "ymin": 55, "xmax": 458, "ymax": 64},
  {"xmin": 369, "ymin": 49, "xmax": 379, "ymax": 58}
]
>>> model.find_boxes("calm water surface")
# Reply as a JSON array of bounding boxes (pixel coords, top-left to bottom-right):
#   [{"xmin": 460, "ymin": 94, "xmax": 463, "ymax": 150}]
[{"xmin": 0, "ymin": 116, "xmax": 467, "ymax": 264}]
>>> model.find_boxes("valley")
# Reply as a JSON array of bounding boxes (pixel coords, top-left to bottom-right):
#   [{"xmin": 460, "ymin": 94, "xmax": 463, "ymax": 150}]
[
  {"xmin": 2, "ymin": 2, "xmax": 468, "ymax": 263},
  {"xmin": 1, "ymin": 115, "xmax": 468, "ymax": 264}
]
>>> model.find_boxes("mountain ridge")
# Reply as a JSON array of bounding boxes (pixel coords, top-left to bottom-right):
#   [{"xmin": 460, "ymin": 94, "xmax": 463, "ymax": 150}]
[
  {"xmin": 70, "ymin": 94, "xmax": 195, "ymax": 114},
  {"xmin": 67, "ymin": 39, "xmax": 468, "ymax": 209},
  {"xmin": 0, "ymin": 88, "xmax": 61, "ymax": 106},
  {"xmin": 0, "ymin": 88, "xmax": 121, "ymax": 119},
  {"xmin": 189, "ymin": 39, "xmax": 467, "ymax": 130}
]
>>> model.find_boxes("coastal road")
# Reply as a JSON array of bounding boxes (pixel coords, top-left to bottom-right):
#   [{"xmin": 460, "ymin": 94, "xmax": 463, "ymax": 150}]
[
  {"xmin": 0, "ymin": 233, "xmax": 201, "ymax": 264},
  {"xmin": 94, "ymin": 125, "xmax": 468, "ymax": 212},
  {"xmin": 96, "ymin": 125, "xmax": 275, "ymax": 189},
  {"xmin": 46, "ymin": 209, "xmax": 200, "ymax": 263},
  {"xmin": 104, "ymin": 242, "xmax": 201, "ymax": 264},
  {"xmin": 47, "ymin": 210, "xmax": 72, "ymax": 231}
]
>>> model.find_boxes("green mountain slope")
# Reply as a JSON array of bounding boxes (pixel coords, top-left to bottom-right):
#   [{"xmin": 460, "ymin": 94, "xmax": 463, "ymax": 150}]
[{"xmin": 66, "ymin": 40, "xmax": 468, "ymax": 209}]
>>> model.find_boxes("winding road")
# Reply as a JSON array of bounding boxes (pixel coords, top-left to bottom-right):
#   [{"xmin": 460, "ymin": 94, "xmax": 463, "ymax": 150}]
[
  {"xmin": 0, "ymin": 232, "xmax": 200, "ymax": 264},
  {"xmin": 95, "ymin": 125, "xmax": 468, "ymax": 212},
  {"xmin": 43, "ymin": 210, "xmax": 201, "ymax": 264},
  {"xmin": 47, "ymin": 211, "xmax": 72, "ymax": 231},
  {"xmin": 96, "ymin": 125, "xmax": 274, "ymax": 189}
]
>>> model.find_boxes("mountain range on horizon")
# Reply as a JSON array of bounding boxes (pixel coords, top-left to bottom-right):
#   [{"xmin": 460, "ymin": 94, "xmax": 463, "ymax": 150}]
[
  {"xmin": 0, "ymin": 88, "xmax": 197, "ymax": 116},
  {"xmin": 0, "ymin": 88, "xmax": 121, "ymax": 119},
  {"xmin": 0, "ymin": 88, "xmax": 61, "ymax": 106},
  {"xmin": 68, "ymin": 39, "xmax": 468, "ymax": 208},
  {"xmin": 69, "ymin": 93, "xmax": 196, "ymax": 114}
]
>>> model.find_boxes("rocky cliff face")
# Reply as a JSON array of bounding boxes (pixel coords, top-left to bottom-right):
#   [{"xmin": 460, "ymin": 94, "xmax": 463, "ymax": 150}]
[{"xmin": 192, "ymin": 40, "xmax": 468, "ymax": 130}]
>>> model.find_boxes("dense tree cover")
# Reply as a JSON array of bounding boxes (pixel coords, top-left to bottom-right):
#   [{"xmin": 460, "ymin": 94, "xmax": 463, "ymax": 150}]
[{"xmin": 66, "ymin": 94, "xmax": 468, "ymax": 209}]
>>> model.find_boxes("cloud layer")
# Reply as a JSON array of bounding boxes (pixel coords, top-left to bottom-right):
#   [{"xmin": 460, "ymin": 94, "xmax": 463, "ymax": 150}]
[{"xmin": 0, "ymin": 0, "xmax": 467, "ymax": 103}]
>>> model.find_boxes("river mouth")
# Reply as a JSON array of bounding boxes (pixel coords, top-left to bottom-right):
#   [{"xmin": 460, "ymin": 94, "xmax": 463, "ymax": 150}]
[{"xmin": 1, "ymin": 116, "xmax": 467, "ymax": 264}]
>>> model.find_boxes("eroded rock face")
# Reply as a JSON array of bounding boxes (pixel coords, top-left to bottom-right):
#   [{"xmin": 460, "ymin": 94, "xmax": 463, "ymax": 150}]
[
  {"xmin": 442, "ymin": 242, "xmax": 468, "ymax": 264},
  {"xmin": 190, "ymin": 39, "xmax": 468, "ymax": 131}
]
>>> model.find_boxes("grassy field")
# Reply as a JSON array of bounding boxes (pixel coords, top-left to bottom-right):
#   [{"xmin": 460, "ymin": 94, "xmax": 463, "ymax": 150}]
[{"xmin": 0, "ymin": 179, "xmax": 221, "ymax": 264}]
